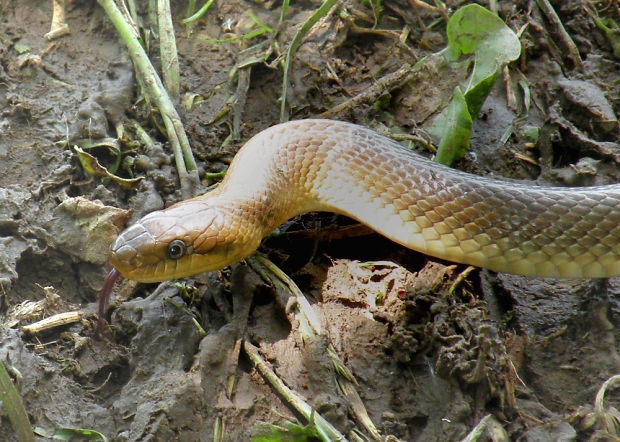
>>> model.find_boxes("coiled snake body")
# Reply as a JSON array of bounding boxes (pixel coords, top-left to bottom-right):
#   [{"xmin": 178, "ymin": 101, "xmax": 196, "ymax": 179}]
[{"xmin": 110, "ymin": 119, "xmax": 620, "ymax": 282}]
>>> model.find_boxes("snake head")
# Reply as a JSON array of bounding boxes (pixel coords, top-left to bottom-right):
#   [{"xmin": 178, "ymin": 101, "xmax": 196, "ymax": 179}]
[{"xmin": 109, "ymin": 200, "xmax": 252, "ymax": 282}]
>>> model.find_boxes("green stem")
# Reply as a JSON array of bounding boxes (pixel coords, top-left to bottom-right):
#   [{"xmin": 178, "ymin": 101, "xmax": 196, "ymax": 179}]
[
  {"xmin": 97, "ymin": 0, "xmax": 199, "ymax": 197},
  {"xmin": 182, "ymin": 0, "xmax": 214, "ymax": 25},
  {"xmin": 0, "ymin": 361, "xmax": 34, "ymax": 442},
  {"xmin": 243, "ymin": 342, "xmax": 346, "ymax": 442}
]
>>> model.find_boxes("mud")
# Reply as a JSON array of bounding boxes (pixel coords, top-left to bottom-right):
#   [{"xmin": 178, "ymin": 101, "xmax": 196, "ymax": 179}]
[{"xmin": 1, "ymin": 0, "xmax": 620, "ymax": 441}]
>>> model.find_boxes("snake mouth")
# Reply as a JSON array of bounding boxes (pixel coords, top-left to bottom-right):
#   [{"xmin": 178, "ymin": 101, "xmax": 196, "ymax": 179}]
[{"xmin": 111, "ymin": 239, "xmax": 255, "ymax": 283}]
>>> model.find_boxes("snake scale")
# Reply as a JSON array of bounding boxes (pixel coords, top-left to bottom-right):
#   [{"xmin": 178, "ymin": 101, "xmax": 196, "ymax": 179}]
[{"xmin": 109, "ymin": 119, "xmax": 620, "ymax": 282}]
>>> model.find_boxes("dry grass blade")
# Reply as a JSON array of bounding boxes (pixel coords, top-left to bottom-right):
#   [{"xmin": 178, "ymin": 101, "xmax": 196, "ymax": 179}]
[
  {"xmin": 595, "ymin": 375, "xmax": 620, "ymax": 437},
  {"xmin": 316, "ymin": 63, "xmax": 418, "ymax": 120},
  {"xmin": 158, "ymin": 0, "xmax": 180, "ymax": 100},
  {"xmin": 459, "ymin": 414, "xmax": 508, "ymax": 442},
  {"xmin": 336, "ymin": 378, "xmax": 381, "ymax": 440}
]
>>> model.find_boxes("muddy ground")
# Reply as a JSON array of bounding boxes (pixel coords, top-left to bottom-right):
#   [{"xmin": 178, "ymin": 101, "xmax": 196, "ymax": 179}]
[{"xmin": 0, "ymin": 0, "xmax": 620, "ymax": 441}]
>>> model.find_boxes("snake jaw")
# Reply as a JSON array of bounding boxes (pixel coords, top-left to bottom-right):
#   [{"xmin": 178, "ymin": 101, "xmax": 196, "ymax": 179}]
[{"xmin": 109, "ymin": 199, "xmax": 262, "ymax": 282}]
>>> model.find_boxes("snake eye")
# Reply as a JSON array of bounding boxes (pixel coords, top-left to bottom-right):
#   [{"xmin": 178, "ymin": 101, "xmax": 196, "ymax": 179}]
[{"xmin": 166, "ymin": 239, "xmax": 187, "ymax": 259}]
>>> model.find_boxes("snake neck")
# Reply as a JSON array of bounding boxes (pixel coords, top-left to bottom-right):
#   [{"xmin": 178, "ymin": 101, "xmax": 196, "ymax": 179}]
[
  {"xmin": 204, "ymin": 123, "xmax": 342, "ymax": 241},
  {"xmin": 205, "ymin": 178, "xmax": 316, "ymax": 244}
]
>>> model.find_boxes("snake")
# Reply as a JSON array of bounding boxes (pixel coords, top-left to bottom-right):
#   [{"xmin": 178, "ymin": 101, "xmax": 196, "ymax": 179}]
[{"xmin": 108, "ymin": 119, "xmax": 620, "ymax": 283}]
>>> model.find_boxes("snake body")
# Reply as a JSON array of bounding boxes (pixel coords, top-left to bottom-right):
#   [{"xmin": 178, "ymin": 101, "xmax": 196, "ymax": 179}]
[{"xmin": 109, "ymin": 119, "xmax": 620, "ymax": 282}]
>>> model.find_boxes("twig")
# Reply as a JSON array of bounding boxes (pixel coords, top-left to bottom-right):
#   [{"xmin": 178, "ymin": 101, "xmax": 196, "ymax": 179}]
[
  {"xmin": 408, "ymin": 0, "xmax": 449, "ymax": 24},
  {"xmin": 46, "ymin": 0, "xmax": 70, "ymax": 40},
  {"xmin": 316, "ymin": 63, "xmax": 416, "ymax": 120},
  {"xmin": 534, "ymin": 0, "xmax": 583, "ymax": 71}
]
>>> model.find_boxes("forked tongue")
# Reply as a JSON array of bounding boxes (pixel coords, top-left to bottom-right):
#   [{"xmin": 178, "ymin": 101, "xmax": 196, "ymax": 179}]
[{"xmin": 97, "ymin": 268, "xmax": 121, "ymax": 339}]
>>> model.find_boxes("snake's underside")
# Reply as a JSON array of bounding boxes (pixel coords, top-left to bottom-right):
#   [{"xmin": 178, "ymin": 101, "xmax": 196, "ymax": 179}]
[{"xmin": 110, "ymin": 119, "xmax": 620, "ymax": 282}]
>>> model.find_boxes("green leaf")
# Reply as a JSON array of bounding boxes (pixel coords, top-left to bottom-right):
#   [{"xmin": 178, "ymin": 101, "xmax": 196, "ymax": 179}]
[
  {"xmin": 592, "ymin": 16, "xmax": 620, "ymax": 59},
  {"xmin": 34, "ymin": 426, "xmax": 108, "ymax": 441},
  {"xmin": 0, "ymin": 360, "xmax": 34, "ymax": 442},
  {"xmin": 53, "ymin": 428, "xmax": 108, "ymax": 441},
  {"xmin": 74, "ymin": 146, "xmax": 142, "ymax": 188},
  {"xmin": 431, "ymin": 4, "xmax": 521, "ymax": 165},
  {"xmin": 13, "ymin": 40, "xmax": 30, "ymax": 54},
  {"xmin": 280, "ymin": 0, "xmax": 339, "ymax": 122},
  {"xmin": 431, "ymin": 86, "xmax": 472, "ymax": 165},
  {"xmin": 518, "ymin": 125, "xmax": 540, "ymax": 143},
  {"xmin": 445, "ymin": 4, "xmax": 521, "ymax": 91},
  {"xmin": 463, "ymin": 71, "xmax": 497, "ymax": 118}
]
